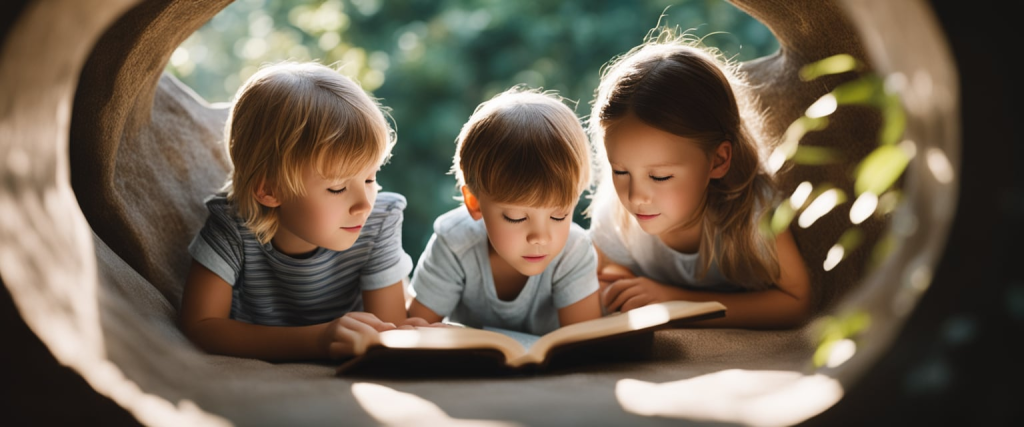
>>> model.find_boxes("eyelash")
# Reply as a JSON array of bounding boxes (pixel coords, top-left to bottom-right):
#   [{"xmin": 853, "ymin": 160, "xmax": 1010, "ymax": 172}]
[
  {"xmin": 327, "ymin": 179, "xmax": 376, "ymax": 194},
  {"xmin": 503, "ymin": 215, "xmax": 567, "ymax": 223},
  {"xmin": 612, "ymin": 170, "xmax": 673, "ymax": 182}
]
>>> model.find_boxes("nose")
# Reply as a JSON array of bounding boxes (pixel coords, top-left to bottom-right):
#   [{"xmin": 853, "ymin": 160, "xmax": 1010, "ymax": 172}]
[
  {"xmin": 526, "ymin": 222, "xmax": 551, "ymax": 246},
  {"xmin": 627, "ymin": 178, "xmax": 651, "ymax": 206},
  {"xmin": 349, "ymin": 185, "xmax": 371, "ymax": 216}
]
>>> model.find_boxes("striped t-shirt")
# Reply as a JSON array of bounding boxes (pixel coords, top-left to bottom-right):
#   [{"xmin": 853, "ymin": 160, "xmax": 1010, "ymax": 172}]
[{"xmin": 188, "ymin": 191, "xmax": 413, "ymax": 326}]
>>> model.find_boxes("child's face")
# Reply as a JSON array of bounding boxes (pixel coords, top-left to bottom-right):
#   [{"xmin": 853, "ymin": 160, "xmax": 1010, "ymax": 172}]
[
  {"xmin": 603, "ymin": 114, "xmax": 716, "ymax": 237},
  {"xmin": 475, "ymin": 193, "xmax": 575, "ymax": 277},
  {"xmin": 270, "ymin": 162, "xmax": 380, "ymax": 256}
]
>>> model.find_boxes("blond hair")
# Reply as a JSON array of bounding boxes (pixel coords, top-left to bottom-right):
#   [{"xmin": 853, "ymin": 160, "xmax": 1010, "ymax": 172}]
[
  {"xmin": 224, "ymin": 61, "xmax": 395, "ymax": 244},
  {"xmin": 453, "ymin": 86, "xmax": 591, "ymax": 208},
  {"xmin": 588, "ymin": 30, "xmax": 779, "ymax": 289}
]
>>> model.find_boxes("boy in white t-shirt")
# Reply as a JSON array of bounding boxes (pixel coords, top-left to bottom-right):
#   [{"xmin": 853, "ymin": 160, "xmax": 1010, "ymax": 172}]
[{"xmin": 408, "ymin": 86, "xmax": 602, "ymax": 335}]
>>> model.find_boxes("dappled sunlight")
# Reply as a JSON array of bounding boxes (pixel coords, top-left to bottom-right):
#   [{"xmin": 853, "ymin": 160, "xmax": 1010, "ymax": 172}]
[
  {"xmin": 805, "ymin": 93, "xmax": 837, "ymax": 119},
  {"xmin": 849, "ymin": 192, "xmax": 878, "ymax": 225},
  {"xmin": 789, "ymin": 181, "xmax": 813, "ymax": 209},
  {"xmin": 927, "ymin": 147, "xmax": 955, "ymax": 184},
  {"xmin": 823, "ymin": 245, "xmax": 844, "ymax": 272},
  {"xmin": 825, "ymin": 339, "xmax": 857, "ymax": 368},
  {"xmin": 615, "ymin": 370, "xmax": 844, "ymax": 427},
  {"xmin": 798, "ymin": 188, "xmax": 845, "ymax": 228},
  {"xmin": 812, "ymin": 311, "xmax": 870, "ymax": 368},
  {"xmin": 352, "ymin": 383, "xmax": 521, "ymax": 427}
]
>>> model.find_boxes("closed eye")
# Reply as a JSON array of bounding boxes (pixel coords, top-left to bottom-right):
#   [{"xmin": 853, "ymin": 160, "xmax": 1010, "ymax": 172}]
[
  {"xmin": 612, "ymin": 170, "xmax": 628, "ymax": 176},
  {"xmin": 550, "ymin": 215, "xmax": 567, "ymax": 221},
  {"xmin": 328, "ymin": 187, "xmax": 346, "ymax": 194},
  {"xmin": 503, "ymin": 215, "xmax": 526, "ymax": 224},
  {"xmin": 650, "ymin": 175, "xmax": 673, "ymax": 182}
]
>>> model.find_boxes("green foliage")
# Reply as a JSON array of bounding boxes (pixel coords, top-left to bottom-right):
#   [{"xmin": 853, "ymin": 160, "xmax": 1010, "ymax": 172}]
[
  {"xmin": 812, "ymin": 310, "xmax": 871, "ymax": 368},
  {"xmin": 768, "ymin": 54, "xmax": 910, "ymax": 269},
  {"xmin": 855, "ymin": 145, "xmax": 910, "ymax": 196},
  {"xmin": 167, "ymin": 0, "xmax": 779, "ymax": 264}
]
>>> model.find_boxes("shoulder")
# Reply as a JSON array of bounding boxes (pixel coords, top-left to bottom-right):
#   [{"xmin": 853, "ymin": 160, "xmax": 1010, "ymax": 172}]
[
  {"xmin": 372, "ymin": 191, "xmax": 407, "ymax": 215},
  {"xmin": 557, "ymin": 222, "xmax": 597, "ymax": 262},
  {"xmin": 201, "ymin": 192, "xmax": 240, "ymax": 227},
  {"xmin": 432, "ymin": 206, "xmax": 486, "ymax": 254},
  {"xmin": 367, "ymin": 192, "xmax": 407, "ymax": 225},
  {"xmin": 361, "ymin": 192, "xmax": 407, "ymax": 240},
  {"xmin": 567, "ymin": 221, "xmax": 593, "ymax": 246}
]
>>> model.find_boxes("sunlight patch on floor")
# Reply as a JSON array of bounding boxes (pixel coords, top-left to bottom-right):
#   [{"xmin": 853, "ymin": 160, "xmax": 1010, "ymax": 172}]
[
  {"xmin": 352, "ymin": 382, "xmax": 522, "ymax": 427},
  {"xmin": 615, "ymin": 370, "xmax": 843, "ymax": 427}
]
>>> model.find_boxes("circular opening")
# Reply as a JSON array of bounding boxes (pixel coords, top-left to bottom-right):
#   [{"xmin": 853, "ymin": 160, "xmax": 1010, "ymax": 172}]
[{"xmin": 0, "ymin": 0, "xmax": 959, "ymax": 425}]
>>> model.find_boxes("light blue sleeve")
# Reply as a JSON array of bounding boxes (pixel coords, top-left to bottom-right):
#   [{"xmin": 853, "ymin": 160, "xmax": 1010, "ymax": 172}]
[
  {"xmin": 409, "ymin": 233, "xmax": 465, "ymax": 317},
  {"xmin": 550, "ymin": 228, "xmax": 600, "ymax": 308},
  {"xmin": 188, "ymin": 196, "xmax": 243, "ymax": 286}
]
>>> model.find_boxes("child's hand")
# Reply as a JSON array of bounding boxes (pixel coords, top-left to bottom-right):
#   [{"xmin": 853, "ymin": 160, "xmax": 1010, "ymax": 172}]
[
  {"xmin": 396, "ymin": 317, "xmax": 450, "ymax": 329},
  {"xmin": 322, "ymin": 312, "xmax": 396, "ymax": 359},
  {"xmin": 601, "ymin": 276, "xmax": 673, "ymax": 313},
  {"xmin": 598, "ymin": 265, "xmax": 636, "ymax": 291}
]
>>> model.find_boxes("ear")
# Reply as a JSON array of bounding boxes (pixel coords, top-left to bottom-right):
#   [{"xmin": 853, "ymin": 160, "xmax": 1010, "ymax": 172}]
[
  {"xmin": 709, "ymin": 141, "xmax": 732, "ymax": 179},
  {"xmin": 255, "ymin": 180, "xmax": 282, "ymax": 208},
  {"xmin": 461, "ymin": 186, "xmax": 482, "ymax": 220}
]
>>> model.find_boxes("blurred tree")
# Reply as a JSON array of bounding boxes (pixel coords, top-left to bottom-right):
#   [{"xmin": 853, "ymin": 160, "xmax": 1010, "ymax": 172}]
[{"xmin": 167, "ymin": 0, "xmax": 779, "ymax": 265}]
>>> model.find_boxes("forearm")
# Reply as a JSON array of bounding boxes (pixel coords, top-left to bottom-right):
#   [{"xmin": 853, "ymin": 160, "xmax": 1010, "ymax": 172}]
[
  {"xmin": 407, "ymin": 299, "xmax": 444, "ymax": 323},
  {"xmin": 362, "ymin": 282, "xmax": 409, "ymax": 324},
  {"xmin": 667, "ymin": 286, "xmax": 811, "ymax": 329},
  {"xmin": 183, "ymin": 318, "xmax": 329, "ymax": 361}
]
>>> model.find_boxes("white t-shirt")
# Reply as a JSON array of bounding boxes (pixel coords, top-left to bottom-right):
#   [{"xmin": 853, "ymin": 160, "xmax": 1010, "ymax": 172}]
[
  {"xmin": 587, "ymin": 197, "xmax": 750, "ymax": 292},
  {"xmin": 410, "ymin": 207, "xmax": 599, "ymax": 335}
]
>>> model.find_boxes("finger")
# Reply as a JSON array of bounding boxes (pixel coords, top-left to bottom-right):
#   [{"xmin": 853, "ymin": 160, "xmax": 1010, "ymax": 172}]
[
  {"xmin": 329, "ymin": 341, "xmax": 353, "ymax": 359},
  {"xmin": 602, "ymin": 279, "xmax": 636, "ymax": 311},
  {"xmin": 338, "ymin": 316, "xmax": 382, "ymax": 355},
  {"xmin": 620, "ymin": 294, "xmax": 652, "ymax": 312},
  {"xmin": 401, "ymin": 317, "xmax": 431, "ymax": 327},
  {"xmin": 345, "ymin": 311, "xmax": 387, "ymax": 328},
  {"xmin": 607, "ymin": 282, "xmax": 644, "ymax": 312}
]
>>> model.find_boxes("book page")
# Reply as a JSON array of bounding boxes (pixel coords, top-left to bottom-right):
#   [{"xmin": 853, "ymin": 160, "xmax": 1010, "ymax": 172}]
[
  {"xmin": 507, "ymin": 300, "xmax": 726, "ymax": 367},
  {"xmin": 376, "ymin": 326, "xmax": 527, "ymax": 362},
  {"xmin": 482, "ymin": 326, "xmax": 541, "ymax": 350}
]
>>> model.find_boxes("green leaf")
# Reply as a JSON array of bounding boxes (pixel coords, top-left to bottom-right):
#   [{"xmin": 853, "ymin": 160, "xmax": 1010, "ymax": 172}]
[
  {"xmin": 812, "ymin": 311, "xmax": 871, "ymax": 367},
  {"xmin": 791, "ymin": 146, "xmax": 842, "ymax": 165},
  {"xmin": 838, "ymin": 228, "xmax": 863, "ymax": 251},
  {"xmin": 799, "ymin": 54, "xmax": 861, "ymax": 80},
  {"xmin": 854, "ymin": 145, "xmax": 910, "ymax": 196},
  {"xmin": 879, "ymin": 93, "xmax": 907, "ymax": 145},
  {"xmin": 776, "ymin": 116, "xmax": 830, "ymax": 160},
  {"xmin": 770, "ymin": 203, "xmax": 796, "ymax": 235},
  {"xmin": 831, "ymin": 75, "xmax": 884, "ymax": 106}
]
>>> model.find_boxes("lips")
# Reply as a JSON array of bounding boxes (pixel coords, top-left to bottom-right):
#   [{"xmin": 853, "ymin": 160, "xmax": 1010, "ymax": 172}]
[
  {"xmin": 341, "ymin": 225, "xmax": 362, "ymax": 232},
  {"xmin": 522, "ymin": 255, "xmax": 547, "ymax": 263},
  {"xmin": 635, "ymin": 213, "xmax": 660, "ymax": 221}
]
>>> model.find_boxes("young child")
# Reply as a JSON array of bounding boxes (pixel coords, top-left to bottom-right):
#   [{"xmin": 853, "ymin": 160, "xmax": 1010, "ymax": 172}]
[
  {"xmin": 178, "ymin": 61, "xmax": 418, "ymax": 361},
  {"xmin": 587, "ymin": 34, "xmax": 812, "ymax": 329},
  {"xmin": 407, "ymin": 87, "xmax": 603, "ymax": 335}
]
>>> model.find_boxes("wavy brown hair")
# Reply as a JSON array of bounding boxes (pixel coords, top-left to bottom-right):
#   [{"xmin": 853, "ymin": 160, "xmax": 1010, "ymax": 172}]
[{"xmin": 588, "ymin": 31, "xmax": 779, "ymax": 289}]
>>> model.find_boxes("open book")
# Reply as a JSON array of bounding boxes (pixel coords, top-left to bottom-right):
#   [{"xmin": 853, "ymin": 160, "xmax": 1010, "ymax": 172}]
[{"xmin": 336, "ymin": 300, "xmax": 726, "ymax": 377}]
